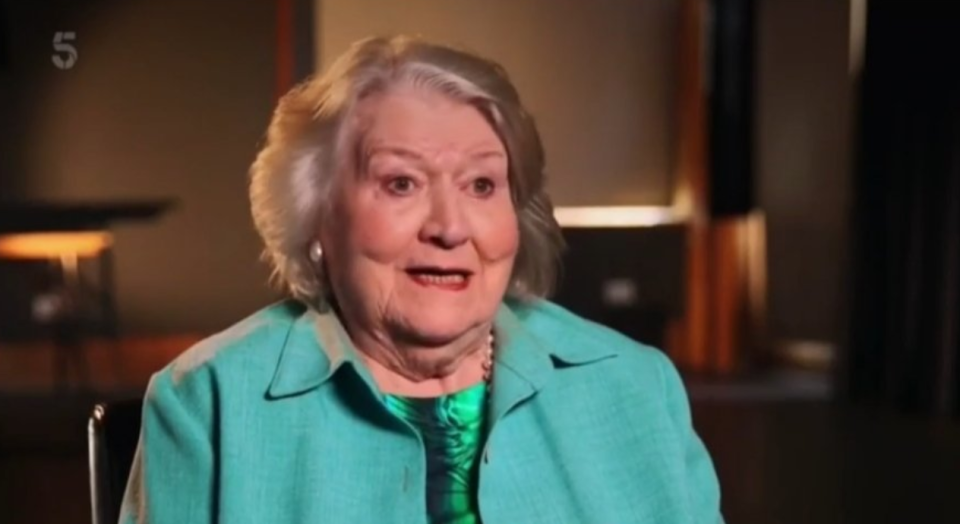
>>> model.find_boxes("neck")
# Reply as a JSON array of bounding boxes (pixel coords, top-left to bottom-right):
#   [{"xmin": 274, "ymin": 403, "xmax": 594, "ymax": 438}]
[{"xmin": 351, "ymin": 325, "xmax": 493, "ymax": 397}]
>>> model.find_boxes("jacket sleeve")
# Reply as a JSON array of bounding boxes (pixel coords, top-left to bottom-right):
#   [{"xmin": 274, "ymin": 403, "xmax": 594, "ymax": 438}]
[
  {"xmin": 119, "ymin": 366, "xmax": 217, "ymax": 524},
  {"xmin": 656, "ymin": 351, "xmax": 725, "ymax": 524}
]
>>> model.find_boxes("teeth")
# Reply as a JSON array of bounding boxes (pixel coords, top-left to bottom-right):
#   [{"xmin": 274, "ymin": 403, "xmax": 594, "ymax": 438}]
[{"xmin": 414, "ymin": 273, "xmax": 465, "ymax": 285}]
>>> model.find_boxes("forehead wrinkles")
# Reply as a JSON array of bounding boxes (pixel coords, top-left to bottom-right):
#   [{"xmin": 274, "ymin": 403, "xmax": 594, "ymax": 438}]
[
  {"xmin": 347, "ymin": 91, "xmax": 506, "ymax": 177},
  {"xmin": 361, "ymin": 132, "xmax": 505, "ymax": 171}
]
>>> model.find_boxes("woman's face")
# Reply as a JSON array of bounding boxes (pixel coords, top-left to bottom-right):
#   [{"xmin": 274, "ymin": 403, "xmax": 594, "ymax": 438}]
[{"xmin": 320, "ymin": 86, "xmax": 519, "ymax": 348}]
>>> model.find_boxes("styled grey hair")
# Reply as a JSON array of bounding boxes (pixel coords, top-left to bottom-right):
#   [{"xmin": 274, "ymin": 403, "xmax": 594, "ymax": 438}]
[{"xmin": 250, "ymin": 35, "xmax": 564, "ymax": 307}]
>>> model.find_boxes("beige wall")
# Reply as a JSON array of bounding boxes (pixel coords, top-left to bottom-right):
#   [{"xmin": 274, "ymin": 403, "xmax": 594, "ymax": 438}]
[
  {"xmin": 316, "ymin": 0, "xmax": 679, "ymax": 207},
  {"xmin": 21, "ymin": 0, "xmax": 278, "ymax": 333}
]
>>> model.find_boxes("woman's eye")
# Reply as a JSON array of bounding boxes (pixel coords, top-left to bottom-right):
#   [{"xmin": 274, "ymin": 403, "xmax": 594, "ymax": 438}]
[
  {"xmin": 385, "ymin": 176, "xmax": 417, "ymax": 195},
  {"xmin": 471, "ymin": 177, "xmax": 496, "ymax": 197}
]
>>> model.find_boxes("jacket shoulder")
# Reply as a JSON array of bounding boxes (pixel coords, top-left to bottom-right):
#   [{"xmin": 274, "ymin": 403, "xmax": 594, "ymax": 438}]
[{"xmin": 164, "ymin": 300, "xmax": 305, "ymax": 385}]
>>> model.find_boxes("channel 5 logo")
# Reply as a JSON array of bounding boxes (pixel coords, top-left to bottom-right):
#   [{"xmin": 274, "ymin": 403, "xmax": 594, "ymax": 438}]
[{"xmin": 52, "ymin": 31, "xmax": 78, "ymax": 70}]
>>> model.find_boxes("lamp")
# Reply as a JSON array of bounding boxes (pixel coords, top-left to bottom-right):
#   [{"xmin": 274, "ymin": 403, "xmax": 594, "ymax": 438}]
[
  {"xmin": 553, "ymin": 205, "xmax": 684, "ymax": 228},
  {"xmin": 0, "ymin": 200, "xmax": 172, "ymax": 391},
  {"xmin": 0, "ymin": 231, "xmax": 113, "ymax": 259}
]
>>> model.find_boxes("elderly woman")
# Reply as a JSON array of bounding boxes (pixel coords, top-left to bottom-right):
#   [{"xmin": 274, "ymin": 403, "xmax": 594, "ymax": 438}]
[{"xmin": 121, "ymin": 36, "xmax": 722, "ymax": 524}]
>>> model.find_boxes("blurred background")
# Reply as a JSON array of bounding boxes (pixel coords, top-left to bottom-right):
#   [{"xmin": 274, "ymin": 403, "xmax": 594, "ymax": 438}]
[{"xmin": 1, "ymin": 0, "xmax": 958, "ymax": 522}]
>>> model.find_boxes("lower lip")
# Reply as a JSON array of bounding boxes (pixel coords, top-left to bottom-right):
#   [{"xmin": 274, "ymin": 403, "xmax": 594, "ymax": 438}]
[{"xmin": 407, "ymin": 273, "xmax": 470, "ymax": 291}]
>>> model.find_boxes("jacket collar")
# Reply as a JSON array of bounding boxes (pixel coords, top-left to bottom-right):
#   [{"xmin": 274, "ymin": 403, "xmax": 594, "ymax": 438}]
[
  {"xmin": 266, "ymin": 300, "xmax": 617, "ymax": 400},
  {"xmin": 267, "ymin": 303, "xmax": 365, "ymax": 399}
]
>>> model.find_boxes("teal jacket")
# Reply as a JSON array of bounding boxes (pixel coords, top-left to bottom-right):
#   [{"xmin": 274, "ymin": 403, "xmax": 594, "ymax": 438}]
[{"xmin": 120, "ymin": 299, "xmax": 723, "ymax": 523}]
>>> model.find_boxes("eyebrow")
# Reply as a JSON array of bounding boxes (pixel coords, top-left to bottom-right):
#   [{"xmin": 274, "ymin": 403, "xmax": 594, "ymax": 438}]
[
  {"xmin": 366, "ymin": 146, "xmax": 424, "ymax": 162},
  {"xmin": 366, "ymin": 145, "xmax": 507, "ymax": 162}
]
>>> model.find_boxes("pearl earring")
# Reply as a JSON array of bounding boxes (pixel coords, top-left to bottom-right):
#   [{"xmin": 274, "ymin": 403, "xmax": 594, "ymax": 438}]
[{"xmin": 308, "ymin": 241, "xmax": 323, "ymax": 264}]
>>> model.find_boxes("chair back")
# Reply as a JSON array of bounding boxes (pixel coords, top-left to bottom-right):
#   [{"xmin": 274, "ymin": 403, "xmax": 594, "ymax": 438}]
[{"xmin": 88, "ymin": 399, "xmax": 143, "ymax": 524}]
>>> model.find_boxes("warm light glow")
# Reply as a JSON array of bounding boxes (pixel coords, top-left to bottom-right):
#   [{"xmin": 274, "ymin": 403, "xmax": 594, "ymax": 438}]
[
  {"xmin": 553, "ymin": 206, "xmax": 685, "ymax": 228},
  {"xmin": 778, "ymin": 339, "xmax": 835, "ymax": 370},
  {"xmin": 0, "ymin": 231, "xmax": 113, "ymax": 259},
  {"xmin": 850, "ymin": 0, "xmax": 868, "ymax": 78}
]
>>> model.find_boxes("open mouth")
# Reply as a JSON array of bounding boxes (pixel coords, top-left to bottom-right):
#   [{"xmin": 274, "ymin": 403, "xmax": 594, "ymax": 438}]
[{"xmin": 405, "ymin": 267, "xmax": 472, "ymax": 289}]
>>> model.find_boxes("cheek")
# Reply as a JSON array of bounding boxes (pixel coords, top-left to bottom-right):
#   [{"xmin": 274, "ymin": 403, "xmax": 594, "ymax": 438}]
[
  {"xmin": 343, "ymin": 199, "xmax": 421, "ymax": 265},
  {"xmin": 474, "ymin": 203, "xmax": 521, "ymax": 263},
  {"xmin": 353, "ymin": 216, "xmax": 405, "ymax": 260},
  {"xmin": 321, "ymin": 201, "xmax": 415, "ymax": 300}
]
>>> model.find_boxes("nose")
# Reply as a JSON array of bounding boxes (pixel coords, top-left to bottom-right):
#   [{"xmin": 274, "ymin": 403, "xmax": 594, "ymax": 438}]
[{"xmin": 419, "ymin": 186, "xmax": 469, "ymax": 249}]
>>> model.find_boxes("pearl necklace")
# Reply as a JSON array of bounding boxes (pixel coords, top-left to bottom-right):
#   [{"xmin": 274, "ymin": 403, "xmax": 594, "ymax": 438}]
[{"xmin": 481, "ymin": 332, "xmax": 495, "ymax": 385}]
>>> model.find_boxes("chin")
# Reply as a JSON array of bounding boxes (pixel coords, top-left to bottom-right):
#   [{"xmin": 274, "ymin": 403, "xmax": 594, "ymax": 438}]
[{"xmin": 401, "ymin": 310, "xmax": 478, "ymax": 345}]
